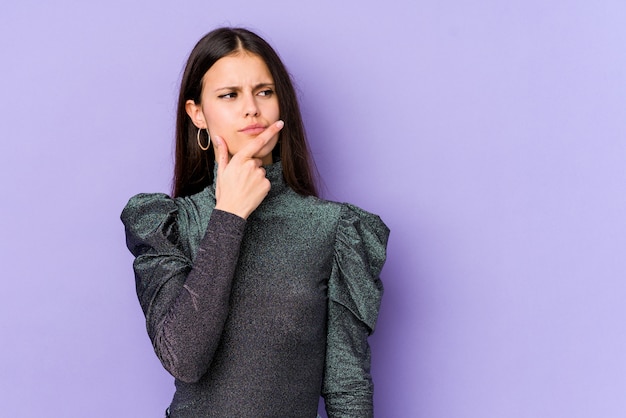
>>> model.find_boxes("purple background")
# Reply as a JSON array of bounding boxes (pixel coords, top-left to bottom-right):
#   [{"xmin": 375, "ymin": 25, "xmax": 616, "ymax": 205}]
[{"xmin": 1, "ymin": 1, "xmax": 625, "ymax": 417}]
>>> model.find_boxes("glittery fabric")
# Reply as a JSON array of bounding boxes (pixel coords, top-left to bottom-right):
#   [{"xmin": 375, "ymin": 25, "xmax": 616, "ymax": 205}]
[{"xmin": 121, "ymin": 162, "xmax": 389, "ymax": 418}]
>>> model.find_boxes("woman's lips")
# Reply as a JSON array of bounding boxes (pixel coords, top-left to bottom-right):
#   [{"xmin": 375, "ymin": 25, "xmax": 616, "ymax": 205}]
[{"xmin": 239, "ymin": 124, "xmax": 266, "ymax": 135}]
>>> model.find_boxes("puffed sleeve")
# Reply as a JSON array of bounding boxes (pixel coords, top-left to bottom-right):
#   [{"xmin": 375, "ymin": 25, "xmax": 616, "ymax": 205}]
[
  {"xmin": 323, "ymin": 204, "xmax": 390, "ymax": 418},
  {"xmin": 121, "ymin": 193, "xmax": 246, "ymax": 383}
]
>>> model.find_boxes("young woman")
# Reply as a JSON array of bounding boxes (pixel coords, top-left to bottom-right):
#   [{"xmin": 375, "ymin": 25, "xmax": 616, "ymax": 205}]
[{"xmin": 121, "ymin": 27, "xmax": 389, "ymax": 417}]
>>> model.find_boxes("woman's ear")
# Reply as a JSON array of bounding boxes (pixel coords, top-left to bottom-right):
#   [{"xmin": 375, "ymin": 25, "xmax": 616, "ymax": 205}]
[{"xmin": 185, "ymin": 100, "xmax": 206, "ymax": 129}]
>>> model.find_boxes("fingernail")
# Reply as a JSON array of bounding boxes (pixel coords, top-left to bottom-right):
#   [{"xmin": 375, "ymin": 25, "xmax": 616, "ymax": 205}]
[{"xmin": 276, "ymin": 120, "xmax": 284, "ymax": 129}]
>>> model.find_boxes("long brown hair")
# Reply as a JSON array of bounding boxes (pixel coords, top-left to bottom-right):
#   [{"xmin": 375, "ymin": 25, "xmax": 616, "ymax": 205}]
[{"xmin": 172, "ymin": 27, "xmax": 318, "ymax": 198}]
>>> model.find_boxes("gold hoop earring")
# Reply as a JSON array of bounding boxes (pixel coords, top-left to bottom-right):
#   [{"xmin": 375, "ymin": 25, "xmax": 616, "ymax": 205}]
[{"xmin": 197, "ymin": 128, "xmax": 211, "ymax": 151}]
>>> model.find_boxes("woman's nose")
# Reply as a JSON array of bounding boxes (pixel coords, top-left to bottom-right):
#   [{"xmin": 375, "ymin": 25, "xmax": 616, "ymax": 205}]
[{"xmin": 243, "ymin": 93, "xmax": 259, "ymax": 117}]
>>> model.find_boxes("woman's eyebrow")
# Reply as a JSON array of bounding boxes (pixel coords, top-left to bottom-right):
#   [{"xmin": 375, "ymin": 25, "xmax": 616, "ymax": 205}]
[{"xmin": 213, "ymin": 82, "xmax": 275, "ymax": 93}]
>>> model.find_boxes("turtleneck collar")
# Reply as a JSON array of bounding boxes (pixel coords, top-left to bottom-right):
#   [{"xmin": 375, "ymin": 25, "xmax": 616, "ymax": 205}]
[
  {"xmin": 263, "ymin": 161, "xmax": 288, "ymax": 199},
  {"xmin": 210, "ymin": 160, "xmax": 288, "ymax": 200}
]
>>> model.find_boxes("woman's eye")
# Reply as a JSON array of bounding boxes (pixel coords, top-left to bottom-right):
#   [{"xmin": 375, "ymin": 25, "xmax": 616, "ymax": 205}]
[
  {"xmin": 219, "ymin": 92, "xmax": 237, "ymax": 99},
  {"xmin": 258, "ymin": 89, "xmax": 274, "ymax": 97}
]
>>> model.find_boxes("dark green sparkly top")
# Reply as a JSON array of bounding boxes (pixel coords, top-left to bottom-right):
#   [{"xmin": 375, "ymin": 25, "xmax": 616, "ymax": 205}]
[{"xmin": 121, "ymin": 162, "xmax": 389, "ymax": 418}]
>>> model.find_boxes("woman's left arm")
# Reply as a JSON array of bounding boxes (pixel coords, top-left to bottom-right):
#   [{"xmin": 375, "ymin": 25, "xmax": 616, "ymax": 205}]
[{"xmin": 322, "ymin": 205, "xmax": 390, "ymax": 418}]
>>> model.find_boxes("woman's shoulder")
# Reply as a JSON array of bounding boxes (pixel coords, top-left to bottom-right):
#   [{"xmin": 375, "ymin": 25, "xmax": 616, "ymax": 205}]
[
  {"xmin": 122, "ymin": 191, "xmax": 174, "ymax": 212},
  {"xmin": 338, "ymin": 203, "xmax": 388, "ymax": 235},
  {"xmin": 120, "ymin": 189, "xmax": 214, "ymax": 252},
  {"xmin": 332, "ymin": 202, "xmax": 389, "ymax": 255},
  {"xmin": 294, "ymin": 195, "xmax": 389, "ymax": 248},
  {"xmin": 121, "ymin": 188, "xmax": 213, "ymax": 221},
  {"xmin": 303, "ymin": 196, "xmax": 387, "ymax": 230},
  {"xmin": 120, "ymin": 192, "xmax": 177, "ymax": 233}
]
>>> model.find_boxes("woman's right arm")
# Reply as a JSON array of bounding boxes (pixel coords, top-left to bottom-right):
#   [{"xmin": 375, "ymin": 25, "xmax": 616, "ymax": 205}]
[
  {"xmin": 122, "ymin": 197, "xmax": 246, "ymax": 383},
  {"xmin": 122, "ymin": 122, "xmax": 283, "ymax": 383}
]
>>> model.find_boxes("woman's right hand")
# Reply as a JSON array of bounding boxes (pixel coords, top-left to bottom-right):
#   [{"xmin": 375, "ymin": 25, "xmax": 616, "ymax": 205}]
[{"xmin": 213, "ymin": 120, "xmax": 284, "ymax": 219}]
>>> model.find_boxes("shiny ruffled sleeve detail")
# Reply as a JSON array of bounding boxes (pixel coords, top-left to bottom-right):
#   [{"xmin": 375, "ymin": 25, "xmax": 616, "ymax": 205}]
[
  {"xmin": 323, "ymin": 204, "xmax": 390, "ymax": 418},
  {"xmin": 121, "ymin": 193, "xmax": 189, "ymax": 322}
]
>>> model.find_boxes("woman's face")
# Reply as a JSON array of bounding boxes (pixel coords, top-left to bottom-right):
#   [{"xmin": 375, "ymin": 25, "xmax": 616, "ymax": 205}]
[{"xmin": 187, "ymin": 52, "xmax": 280, "ymax": 165}]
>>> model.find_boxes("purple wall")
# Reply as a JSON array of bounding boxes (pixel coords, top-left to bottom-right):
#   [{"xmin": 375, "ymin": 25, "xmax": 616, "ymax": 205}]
[{"xmin": 2, "ymin": 1, "xmax": 625, "ymax": 417}]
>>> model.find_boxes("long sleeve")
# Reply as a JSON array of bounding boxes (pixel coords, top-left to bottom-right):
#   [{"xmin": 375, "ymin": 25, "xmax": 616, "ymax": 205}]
[
  {"xmin": 323, "ymin": 204, "xmax": 390, "ymax": 418},
  {"xmin": 121, "ymin": 193, "xmax": 246, "ymax": 383}
]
